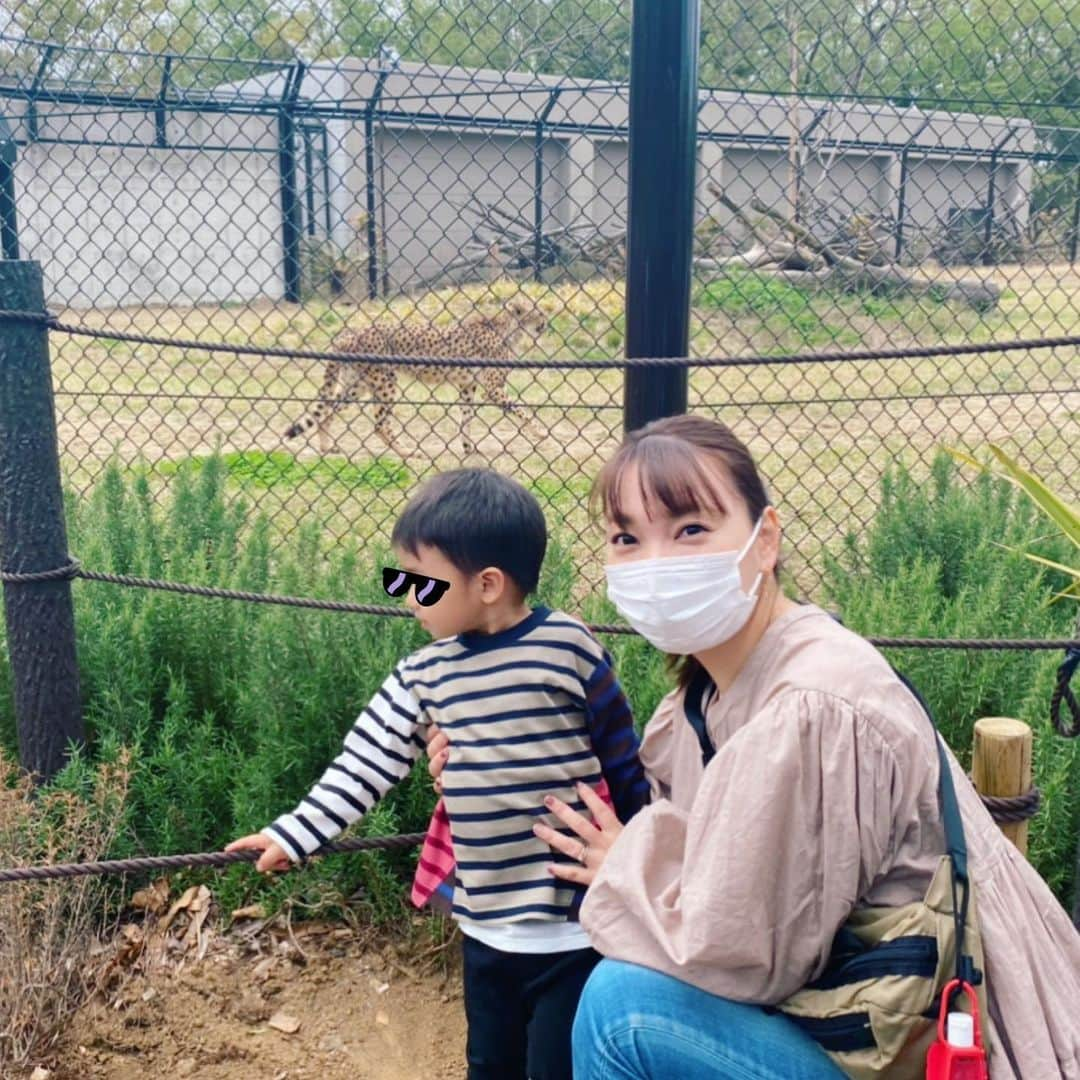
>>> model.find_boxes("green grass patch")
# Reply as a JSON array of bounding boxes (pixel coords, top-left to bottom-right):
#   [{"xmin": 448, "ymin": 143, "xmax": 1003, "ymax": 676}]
[
  {"xmin": 528, "ymin": 473, "xmax": 596, "ymax": 506},
  {"xmin": 694, "ymin": 270, "xmax": 861, "ymax": 348},
  {"xmin": 152, "ymin": 449, "xmax": 411, "ymax": 493},
  {"xmin": 692, "ymin": 268, "xmax": 1011, "ymax": 353},
  {"xmin": 547, "ymin": 307, "xmax": 625, "ymax": 359}
]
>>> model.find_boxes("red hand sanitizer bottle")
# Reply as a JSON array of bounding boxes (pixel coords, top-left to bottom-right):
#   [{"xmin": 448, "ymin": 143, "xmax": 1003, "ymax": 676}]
[{"xmin": 926, "ymin": 979, "xmax": 989, "ymax": 1080}]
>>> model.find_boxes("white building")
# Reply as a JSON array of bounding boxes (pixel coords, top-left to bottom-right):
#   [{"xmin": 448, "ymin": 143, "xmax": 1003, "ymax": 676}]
[{"xmin": 0, "ymin": 55, "xmax": 1037, "ymax": 309}]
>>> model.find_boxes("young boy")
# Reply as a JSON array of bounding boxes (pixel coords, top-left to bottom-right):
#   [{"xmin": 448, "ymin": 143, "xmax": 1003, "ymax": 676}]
[{"xmin": 227, "ymin": 468, "xmax": 648, "ymax": 1080}]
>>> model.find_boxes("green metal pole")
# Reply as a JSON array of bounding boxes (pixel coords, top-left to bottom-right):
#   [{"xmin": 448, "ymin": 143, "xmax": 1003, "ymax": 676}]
[
  {"xmin": 0, "ymin": 116, "xmax": 19, "ymax": 261},
  {"xmin": 0, "ymin": 263, "xmax": 84, "ymax": 781},
  {"xmin": 277, "ymin": 64, "xmax": 305, "ymax": 304},
  {"xmin": 623, "ymin": 0, "xmax": 699, "ymax": 432}
]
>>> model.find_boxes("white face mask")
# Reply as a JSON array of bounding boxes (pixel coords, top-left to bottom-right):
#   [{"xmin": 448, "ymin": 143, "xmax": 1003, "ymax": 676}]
[{"xmin": 604, "ymin": 516, "xmax": 765, "ymax": 655}]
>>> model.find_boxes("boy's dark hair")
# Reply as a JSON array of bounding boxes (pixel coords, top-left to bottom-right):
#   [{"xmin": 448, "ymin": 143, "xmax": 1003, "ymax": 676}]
[{"xmin": 392, "ymin": 469, "xmax": 547, "ymax": 595}]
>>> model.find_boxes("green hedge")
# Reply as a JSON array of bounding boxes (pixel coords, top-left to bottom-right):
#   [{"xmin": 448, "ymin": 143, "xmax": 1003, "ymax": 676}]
[
  {"xmin": 0, "ymin": 453, "xmax": 1074, "ymax": 918},
  {"xmin": 825, "ymin": 455, "xmax": 1078, "ymax": 904}
]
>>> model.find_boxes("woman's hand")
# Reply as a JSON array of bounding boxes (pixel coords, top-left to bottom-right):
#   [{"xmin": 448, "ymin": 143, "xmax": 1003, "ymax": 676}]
[
  {"xmin": 225, "ymin": 833, "xmax": 292, "ymax": 874},
  {"xmin": 426, "ymin": 724, "xmax": 450, "ymax": 794},
  {"xmin": 533, "ymin": 781, "xmax": 624, "ymax": 887}
]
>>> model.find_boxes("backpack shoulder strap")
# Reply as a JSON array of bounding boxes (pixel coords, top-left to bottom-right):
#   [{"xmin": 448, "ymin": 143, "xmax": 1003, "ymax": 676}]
[
  {"xmin": 891, "ymin": 668, "xmax": 979, "ymax": 988},
  {"xmin": 683, "ymin": 665, "xmax": 717, "ymax": 768}
]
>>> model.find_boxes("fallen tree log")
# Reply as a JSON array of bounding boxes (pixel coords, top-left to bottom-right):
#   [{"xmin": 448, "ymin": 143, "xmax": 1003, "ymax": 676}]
[
  {"xmin": 702, "ymin": 183, "xmax": 1000, "ymax": 310},
  {"xmin": 746, "ymin": 197, "xmax": 1001, "ymax": 310},
  {"xmin": 696, "ymin": 242, "xmax": 794, "ymax": 270}
]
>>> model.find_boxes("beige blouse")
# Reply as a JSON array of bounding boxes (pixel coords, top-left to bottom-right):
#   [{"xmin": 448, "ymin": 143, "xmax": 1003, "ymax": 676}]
[{"xmin": 581, "ymin": 604, "xmax": 1080, "ymax": 1078}]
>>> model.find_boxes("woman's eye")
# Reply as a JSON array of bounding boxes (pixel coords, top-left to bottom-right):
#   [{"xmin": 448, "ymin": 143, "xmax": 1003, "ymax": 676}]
[
  {"xmin": 609, "ymin": 532, "xmax": 636, "ymax": 547},
  {"xmin": 679, "ymin": 523, "xmax": 708, "ymax": 538}
]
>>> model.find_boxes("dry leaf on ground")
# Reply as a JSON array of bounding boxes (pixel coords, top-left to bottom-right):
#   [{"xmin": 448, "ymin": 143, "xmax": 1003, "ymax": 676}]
[
  {"xmin": 160, "ymin": 885, "xmax": 202, "ymax": 933},
  {"xmin": 230, "ymin": 904, "xmax": 267, "ymax": 922},
  {"xmin": 129, "ymin": 878, "xmax": 170, "ymax": 915},
  {"xmin": 267, "ymin": 1011, "xmax": 301, "ymax": 1035}
]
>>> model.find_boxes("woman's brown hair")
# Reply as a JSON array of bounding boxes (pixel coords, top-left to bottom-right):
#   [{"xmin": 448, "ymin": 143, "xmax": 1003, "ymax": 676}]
[{"xmin": 590, "ymin": 414, "xmax": 778, "ymax": 690}]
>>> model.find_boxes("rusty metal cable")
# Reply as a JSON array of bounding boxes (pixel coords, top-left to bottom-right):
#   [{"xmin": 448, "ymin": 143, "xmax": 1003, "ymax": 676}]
[
  {"xmin": 1, "ymin": 307, "xmax": 1079, "ymax": 370},
  {"xmin": 0, "ymin": 832, "xmax": 427, "ymax": 884},
  {"xmin": 3, "ymin": 558, "xmax": 1080, "ymax": 650}
]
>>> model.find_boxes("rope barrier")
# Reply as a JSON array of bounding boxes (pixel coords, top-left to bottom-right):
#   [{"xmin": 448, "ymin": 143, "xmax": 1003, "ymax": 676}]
[
  {"xmin": 0, "ymin": 559, "xmax": 1069, "ymax": 884},
  {"xmin": 0, "ymin": 832, "xmax": 427, "ymax": 884},
  {"xmin": 1, "ymin": 307, "xmax": 1079, "ymax": 370},
  {"xmin": 2, "ymin": 558, "xmax": 1079, "ymax": 650},
  {"xmin": 0, "ymin": 307, "xmax": 1074, "ymax": 878},
  {"xmin": 976, "ymin": 786, "xmax": 1042, "ymax": 824},
  {"xmin": 0, "ymin": 785, "xmax": 1048, "ymax": 883}
]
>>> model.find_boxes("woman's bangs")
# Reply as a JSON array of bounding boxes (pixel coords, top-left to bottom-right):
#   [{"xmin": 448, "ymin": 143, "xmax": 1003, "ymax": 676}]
[{"xmin": 597, "ymin": 436, "xmax": 728, "ymax": 526}]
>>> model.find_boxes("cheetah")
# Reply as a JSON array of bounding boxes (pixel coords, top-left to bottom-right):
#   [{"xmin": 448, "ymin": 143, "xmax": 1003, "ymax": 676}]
[{"xmin": 284, "ymin": 299, "xmax": 548, "ymax": 456}]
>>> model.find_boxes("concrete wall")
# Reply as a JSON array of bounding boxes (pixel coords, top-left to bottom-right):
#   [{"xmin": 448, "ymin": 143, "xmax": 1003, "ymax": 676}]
[
  {"xmin": 356, "ymin": 125, "xmax": 566, "ymax": 290},
  {"xmin": 8, "ymin": 104, "xmax": 283, "ymax": 310}
]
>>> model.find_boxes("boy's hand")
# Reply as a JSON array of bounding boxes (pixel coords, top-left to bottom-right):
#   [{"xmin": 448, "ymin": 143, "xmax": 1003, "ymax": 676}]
[
  {"xmin": 225, "ymin": 833, "xmax": 292, "ymax": 874},
  {"xmin": 426, "ymin": 724, "xmax": 450, "ymax": 793}
]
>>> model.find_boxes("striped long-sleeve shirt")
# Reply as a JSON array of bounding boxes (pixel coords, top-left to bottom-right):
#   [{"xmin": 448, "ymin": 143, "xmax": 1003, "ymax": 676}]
[{"xmin": 264, "ymin": 605, "xmax": 649, "ymax": 925}]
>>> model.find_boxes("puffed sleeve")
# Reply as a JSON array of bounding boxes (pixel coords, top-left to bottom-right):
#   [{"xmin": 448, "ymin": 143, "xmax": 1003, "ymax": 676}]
[{"xmin": 580, "ymin": 688, "xmax": 903, "ymax": 1003}]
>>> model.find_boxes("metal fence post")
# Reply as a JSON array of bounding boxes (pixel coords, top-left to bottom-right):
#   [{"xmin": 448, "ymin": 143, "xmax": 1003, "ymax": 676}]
[
  {"xmin": 26, "ymin": 44, "xmax": 56, "ymax": 144},
  {"xmin": 277, "ymin": 62, "xmax": 305, "ymax": 304},
  {"xmin": 623, "ymin": 0, "xmax": 699, "ymax": 433},
  {"xmin": 893, "ymin": 115, "xmax": 931, "ymax": 263},
  {"xmin": 320, "ymin": 125, "xmax": 333, "ymax": 237},
  {"xmin": 534, "ymin": 90, "xmax": 562, "ymax": 283},
  {"xmin": 1069, "ymin": 166, "xmax": 1080, "ymax": 266},
  {"xmin": 983, "ymin": 150, "xmax": 999, "ymax": 266},
  {"xmin": 0, "ymin": 115, "xmax": 18, "ymax": 261},
  {"xmin": 893, "ymin": 151, "xmax": 909, "ymax": 261},
  {"xmin": 154, "ymin": 55, "xmax": 173, "ymax": 149},
  {"xmin": 302, "ymin": 125, "xmax": 317, "ymax": 237},
  {"xmin": 365, "ymin": 69, "xmax": 390, "ymax": 301},
  {"xmin": 0, "ymin": 262, "xmax": 84, "ymax": 781}
]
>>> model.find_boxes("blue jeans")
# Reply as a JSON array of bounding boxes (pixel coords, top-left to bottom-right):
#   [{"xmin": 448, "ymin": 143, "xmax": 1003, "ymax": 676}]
[{"xmin": 571, "ymin": 959, "xmax": 847, "ymax": 1080}]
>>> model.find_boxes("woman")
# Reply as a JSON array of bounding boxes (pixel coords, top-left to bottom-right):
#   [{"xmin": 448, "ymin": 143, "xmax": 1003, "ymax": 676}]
[{"xmin": 429, "ymin": 414, "xmax": 1080, "ymax": 1078}]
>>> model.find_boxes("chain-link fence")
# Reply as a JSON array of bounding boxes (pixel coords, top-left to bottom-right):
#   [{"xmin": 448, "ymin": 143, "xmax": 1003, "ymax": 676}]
[{"xmin": 0, "ymin": 1, "xmax": 1077, "ymax": 597}]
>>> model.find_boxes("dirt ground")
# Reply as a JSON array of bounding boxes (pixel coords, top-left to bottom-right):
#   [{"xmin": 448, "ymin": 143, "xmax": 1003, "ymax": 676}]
[{"xmin": 28, "ymin": 889, "xmax": 468, "ymax": 1080}]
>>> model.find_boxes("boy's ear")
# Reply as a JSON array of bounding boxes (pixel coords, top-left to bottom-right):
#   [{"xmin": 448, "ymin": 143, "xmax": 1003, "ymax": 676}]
[{"xmin": 477, "ymin": 566, "xmax": 508, "ymax": 603}]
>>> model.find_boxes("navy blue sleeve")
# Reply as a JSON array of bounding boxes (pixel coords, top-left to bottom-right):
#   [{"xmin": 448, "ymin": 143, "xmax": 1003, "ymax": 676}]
[{"xmin": 583, "ymin": 647, "xmax": 650, "ymax": 823}]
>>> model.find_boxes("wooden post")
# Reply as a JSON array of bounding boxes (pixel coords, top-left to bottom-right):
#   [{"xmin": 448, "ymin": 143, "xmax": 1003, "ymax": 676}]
[{"xmin": 972, "ymin": 717, "xmax": 1033, "ymax": 856}]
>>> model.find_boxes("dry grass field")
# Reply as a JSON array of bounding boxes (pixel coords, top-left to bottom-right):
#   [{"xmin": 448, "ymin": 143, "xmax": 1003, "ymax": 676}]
[{"xmin": 48, "ymin": 264, "xmax": 1079, "ymax": 597}]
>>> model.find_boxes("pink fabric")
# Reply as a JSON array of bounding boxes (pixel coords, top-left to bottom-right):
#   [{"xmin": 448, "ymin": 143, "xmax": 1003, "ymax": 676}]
[{"xmin": 411, "ymin": 797, "xmax": 455, "ymax": 913}]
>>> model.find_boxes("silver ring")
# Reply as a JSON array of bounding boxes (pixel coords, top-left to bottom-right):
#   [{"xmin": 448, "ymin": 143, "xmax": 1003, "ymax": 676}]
[{"xmin": 575, "ymin": 841, "xmax": 589, "ymax": 865}]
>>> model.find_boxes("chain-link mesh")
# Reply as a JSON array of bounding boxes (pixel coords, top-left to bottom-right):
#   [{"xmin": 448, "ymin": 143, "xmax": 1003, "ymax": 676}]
[{"xmin": 0, "ymin": 2, "xmax": 1076, "ymax": 597}]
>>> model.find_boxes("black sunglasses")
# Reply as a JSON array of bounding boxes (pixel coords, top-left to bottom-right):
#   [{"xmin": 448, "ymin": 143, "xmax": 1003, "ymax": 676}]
[{"xmin": 382, "ymin": 567, "xmax": 450, "ymax": 607}]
